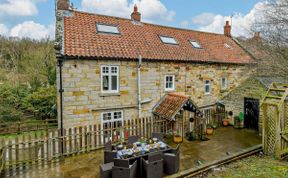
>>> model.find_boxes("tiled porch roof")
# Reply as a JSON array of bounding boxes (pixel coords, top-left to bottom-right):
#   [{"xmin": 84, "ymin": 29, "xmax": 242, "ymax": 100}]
[{"xmin": 153, "ymin": 93, "xmax": 189, "ymax": 120}]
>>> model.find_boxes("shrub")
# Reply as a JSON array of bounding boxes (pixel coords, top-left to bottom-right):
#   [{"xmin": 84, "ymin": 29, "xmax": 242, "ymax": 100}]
[
  {"xmin": 0, "ymin": 84, "xmax": 30, "ymax": 122},
  {"xmin": 22, "ymin": 86, "xmax": 57, "ymax": 119}
]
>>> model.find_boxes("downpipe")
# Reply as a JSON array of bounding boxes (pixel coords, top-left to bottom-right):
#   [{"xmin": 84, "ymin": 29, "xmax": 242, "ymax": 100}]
[
  {"xmin": 138, "ymin": 55, "xmax": 142, "ymax": 118},
  {"xmin": 57, "ymin": 58, "xmax": 64, "ymax": 156}
]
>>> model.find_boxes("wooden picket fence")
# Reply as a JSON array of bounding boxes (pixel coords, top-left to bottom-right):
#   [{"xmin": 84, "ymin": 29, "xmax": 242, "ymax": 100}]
[
  {"xmin": 200, "ymin": 103, "xmax": 227, "ymax": 127},
  {"xmin": 0, "ymin": 116, "xmax": 169, "ymax": 175}
]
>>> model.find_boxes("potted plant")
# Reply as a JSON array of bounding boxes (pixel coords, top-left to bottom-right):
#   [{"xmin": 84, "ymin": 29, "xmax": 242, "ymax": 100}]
[
  {"xmin": 186, "ymin": 131, "xmax": 197, "ymax": 141},
  {"xmin": 206, "ymin": 124, "xmax": 214, "ymax": 135},
  {"xmin": 173, "ymin": 131, "xmax": 183, "ymax": 143},
  {"xmin": 222, "ymin": 118, "xmax": 229, "ymax": 126}
]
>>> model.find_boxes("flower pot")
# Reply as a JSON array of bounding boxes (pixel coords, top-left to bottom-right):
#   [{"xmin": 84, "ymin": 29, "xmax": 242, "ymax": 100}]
[
  {"xmin": 206, "ymin": 128, "xmax": 213, "ymax": 135},
  {"xmin": 222, "ymin": 119, "xmax": 229, "ymax": 126},
  {"xmin": 173, "ymin": 135, "xmax": 183, "ymax": 143}
]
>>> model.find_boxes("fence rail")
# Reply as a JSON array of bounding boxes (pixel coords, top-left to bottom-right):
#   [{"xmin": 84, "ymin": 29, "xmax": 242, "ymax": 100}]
[
  {"xmin": 0, "ymin": 116, "xmax": 169, "ymax": 175},
  {"xmin": 0, "ymin": 119, "xmax": 58, "ymax": 135}
]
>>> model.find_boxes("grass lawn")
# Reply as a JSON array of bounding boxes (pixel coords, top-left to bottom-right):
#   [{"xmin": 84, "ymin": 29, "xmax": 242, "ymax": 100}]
[{"xmin": 206, "ymin": 155, "xmax": 288, "ymax": 178}]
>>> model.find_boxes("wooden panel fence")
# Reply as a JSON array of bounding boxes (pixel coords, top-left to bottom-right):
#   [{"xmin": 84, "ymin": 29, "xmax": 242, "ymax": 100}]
[
  {"xmin": 0, "ymin": 119, "xmax": 58, "ymax": 135},
  {"xmin": 0, "ymin": 116, "xmax": 169, "ymax": 174}
]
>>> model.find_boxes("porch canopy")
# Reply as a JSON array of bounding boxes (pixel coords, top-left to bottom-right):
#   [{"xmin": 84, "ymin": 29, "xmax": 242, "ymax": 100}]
[{"xmin": 152, "ymin": 92, "xmax": 203, "ymax": 121}]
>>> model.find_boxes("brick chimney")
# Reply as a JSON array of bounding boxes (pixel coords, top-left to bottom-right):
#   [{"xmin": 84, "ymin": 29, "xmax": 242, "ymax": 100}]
[
  {"xmin": 131, "ymin": 5, "xmax": 141, "ymax": 22},
  {"xmin": 57, "ymin": 0, "xmax": 70, "ymax": 10},
  {"xmin": 253, "ymin": 32, "xmax": 261, "ymax": 41},
  {"xmin": 224, "ymin": 21, "xmax": 231, "ymax": 37}
]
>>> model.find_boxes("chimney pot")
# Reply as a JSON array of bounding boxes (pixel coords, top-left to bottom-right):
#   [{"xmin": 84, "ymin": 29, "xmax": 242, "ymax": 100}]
[
  {"xmin": 224, "ymin": 20, "xmax": 231, "ymax": 37},
  {"xmin": 253, "ymin": 32, "xmax": 261, "ymax": 41},
  {"xmin": 57, "ymin": 0, "xmax": 70, "ymax": 10},
  {"xmin": 131, "ymin": 5, "xmax": 141, "ymax": 22}
]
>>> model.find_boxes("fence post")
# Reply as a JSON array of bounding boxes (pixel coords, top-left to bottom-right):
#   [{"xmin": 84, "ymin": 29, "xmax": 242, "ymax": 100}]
[
  {"xmin": 84, "ymin": 126, "xmax": 88, "ymax": 152},
  {"xmin": 74, "ymin": 127, "xmax": 78, "ymax": 154},
  {"xmin": 68, "ymin": 128, "xmax": 72, "ymax": 154},
  {"xmin": 34, "ymin": 132, "xmax": 38, "ymax": 165},
  {"xmin": 0, "ymin": 139, "xmax": 6, "ymax": 177},
  {"xmin": 79, "ymin": 127, "xmax": 83, "ymax": 152},
  {"xmin": 40, "ymin": 131, "xmax": 44, "ymax": 164}
]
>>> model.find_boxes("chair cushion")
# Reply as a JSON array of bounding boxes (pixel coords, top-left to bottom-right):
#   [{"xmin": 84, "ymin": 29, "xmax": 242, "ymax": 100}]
[{"xmin": 100, "ymin": 162, "xmax": 114, "ymax": 171}]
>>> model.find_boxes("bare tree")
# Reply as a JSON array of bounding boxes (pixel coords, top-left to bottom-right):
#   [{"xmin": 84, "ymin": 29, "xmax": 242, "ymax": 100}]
[{"xmin": 253, "ymin": 0, "xmax": 288, "ymax": 59}]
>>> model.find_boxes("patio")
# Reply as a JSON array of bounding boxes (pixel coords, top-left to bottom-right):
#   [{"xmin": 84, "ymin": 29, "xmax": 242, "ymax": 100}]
[{"xmin": 12, "ymin": 126, "xmax": 261, "ymax": 178}]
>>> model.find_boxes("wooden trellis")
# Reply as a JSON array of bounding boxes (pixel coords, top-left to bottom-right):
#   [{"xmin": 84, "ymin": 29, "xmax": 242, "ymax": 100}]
[{"xmin": 261, "ymin": 82, "xmax": 288, "ymax": 159}]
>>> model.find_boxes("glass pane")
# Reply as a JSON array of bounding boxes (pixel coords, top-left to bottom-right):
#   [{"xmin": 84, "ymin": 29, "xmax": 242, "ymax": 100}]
[
  {"xmin": 190, "ymin": 41, "xmax": 201, "ymax": 48},
  {"xmin": 111, "ymin": 67, "xmax": 117, "ymax": 74},
  {"xmin": 102, "ymin": 67, "xmax": 109, "ymax": 74},
  {"xmin": 97, "ymin": 24, "xmax": 120, "ymax": 34},
  {"xmin": 114, "ymin": 112, "xmax": 122, "ymax": 119},
  {"xmin": 222, "ymin": 78, "xmax": 226, "ymax": 87},
  {"xmin": 103, "ymin": 75, "xmax": 109, "ymax": 91},
  {"xmin": 205, "ymin": 85, "xmax": 210, "ymax": 93},
  {"xmin": 117, "ymin": 121, "xmax": 122, "ymax": 127},
  {"xmin": 160, "ymin": 36, "xmax": 178, "ymax": 45},
  {"xmin": 111, "ymin": 76, "xmax": 118, "ymax": 90},
  {"xmin": 103, "ymin": 113, "xmax": 112, "ymax": 121}
]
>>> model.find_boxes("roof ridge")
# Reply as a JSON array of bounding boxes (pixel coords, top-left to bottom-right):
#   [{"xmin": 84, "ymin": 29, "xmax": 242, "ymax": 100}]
[{"xmin": 70, "ymin": 10, "xmax": 227, "ymax": 37}]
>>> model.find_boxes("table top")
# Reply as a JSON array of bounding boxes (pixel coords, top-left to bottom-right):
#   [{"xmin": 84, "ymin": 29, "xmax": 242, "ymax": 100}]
[{"xmin": 116, "ymin": 141, "xmax": 171, "ymax": 159}]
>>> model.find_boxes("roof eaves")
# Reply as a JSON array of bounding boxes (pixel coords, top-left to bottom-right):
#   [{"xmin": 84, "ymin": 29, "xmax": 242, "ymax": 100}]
[{"xmin": 62, "ymin": 55, "xmax": 252, "ymax": 65}]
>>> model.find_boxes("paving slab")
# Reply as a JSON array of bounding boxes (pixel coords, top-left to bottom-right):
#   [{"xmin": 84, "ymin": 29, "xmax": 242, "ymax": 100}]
[{"xmin": 10, "ymin": 126, "xmax": 261, "ymax": 178}]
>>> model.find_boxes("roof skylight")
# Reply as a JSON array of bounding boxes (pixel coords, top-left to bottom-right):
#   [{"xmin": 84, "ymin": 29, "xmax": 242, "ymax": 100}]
[
  {"xmin": 224, "ymin": 43, "xmax": 233, "ymax": 49},
  {"xmin": 159, "ymin": 36, "xmax": 178, "ymax": 45},
  {"xmin": 96, "ymin": 24, "xmax": 120, "ymax": 34},
  {"xmin": 190, "ymin": 40, "xmax": 202, "ymax": 48}
]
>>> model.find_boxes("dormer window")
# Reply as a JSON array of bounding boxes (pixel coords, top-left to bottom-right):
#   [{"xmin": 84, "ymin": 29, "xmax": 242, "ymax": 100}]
[
  {"xmin": 190, "ymin": 40, "xmax": 202, "ymax": 49},
  {"xmin": 159, "ymin": 36, "xmax": 178, "ymax": 45},
  {"xmin": 96, "ymin": 23, "xmax": 120, "ymax": 34}
]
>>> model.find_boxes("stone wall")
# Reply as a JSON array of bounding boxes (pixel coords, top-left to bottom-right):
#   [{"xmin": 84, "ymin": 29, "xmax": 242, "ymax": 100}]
[
  {"xmin": 58, "ymin": 59, "xmax": 252, "ymax": 128},
  {"xmin": 221, "ymin": 77, "xmax": 267, "ymax": 133}
]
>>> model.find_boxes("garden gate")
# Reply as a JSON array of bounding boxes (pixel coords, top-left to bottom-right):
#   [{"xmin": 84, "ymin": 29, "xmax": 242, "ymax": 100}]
[{"xmin": 261, "ymin": 83, "xmax": 288, "ymax": 159}]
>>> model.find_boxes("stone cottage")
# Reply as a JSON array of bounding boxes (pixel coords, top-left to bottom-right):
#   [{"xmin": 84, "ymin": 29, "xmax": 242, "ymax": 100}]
[
  {"xmin": 55, "ymin": 0, "xmax": 255, "ymax": 129},
  {"xmin": 222, "ymin": 37, "xmax": 288, "ymax": 134}
]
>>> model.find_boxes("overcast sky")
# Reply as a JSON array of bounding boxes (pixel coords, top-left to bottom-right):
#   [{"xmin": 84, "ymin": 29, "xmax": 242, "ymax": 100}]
[{"xmin": 0, "ymin": 0, "xmax": 265, "ymax": 40}]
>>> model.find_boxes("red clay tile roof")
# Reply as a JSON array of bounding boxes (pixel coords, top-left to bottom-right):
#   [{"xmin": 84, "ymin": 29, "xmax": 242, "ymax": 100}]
[
  {"xmin": 63, "ymin": 10, "xmax": 254, "ymax": 64},
  {"xmin": 153, "ymin": 93, "xmax": 189, "ymax": 120}
]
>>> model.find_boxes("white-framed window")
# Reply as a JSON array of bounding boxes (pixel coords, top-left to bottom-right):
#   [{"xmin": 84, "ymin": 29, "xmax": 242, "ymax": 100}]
[
  {"xmin": 204, "ymin": 80, "xmax": 211, "ymax": 95},
  {"xmin": 101, "ymin": 111, "xmax": 124, "ymax": 142},
  {"xmin": 221, "ymin": 77, "xmax": 228, "ymax": 90},
  {"xmin": 101, "ymin": 65, "xmax": 119, "ymax": 93},
  {"xmin": 165, "ymin": 75, "xmax": 175, "ymax": 91}
]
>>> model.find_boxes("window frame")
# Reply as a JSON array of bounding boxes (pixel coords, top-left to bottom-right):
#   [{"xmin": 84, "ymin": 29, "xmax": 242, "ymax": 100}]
[
  {"xmin": 221, "ymin": 77, "xmax": 228, "ymax": 90},
  {"xmin": 101, "ymin": 110, "xmax": 124, "ymax": 142},
  {"xmin": 189, "ymin": 40, "xmax": 202, "ymax": 49},
  {"xmin": 101, "ymin": 65, "xmax": 119, "ymax": 93},
  {"xmin": 204, "ymin": 80, "xmax": 211, "ymax": 95},
  {"xmin": 164, "ymin": 75, "xmax": 175, "ymax": 91},
  {"xmin": 96, "ymin": 23, "xmax": 120, "ymax": 35},
  {"xmin": 101, "ymin": 110, "xmax": 123, "ymax": 124},
  {"xmin": 159, "ymin": 35, "xmax": 179, "ymax": 45}
]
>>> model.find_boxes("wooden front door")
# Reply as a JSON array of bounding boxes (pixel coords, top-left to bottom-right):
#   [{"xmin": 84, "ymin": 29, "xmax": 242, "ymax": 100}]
[{"xmin": 244, "ymin": 98, "xmax": 259, "ymax": 131}]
